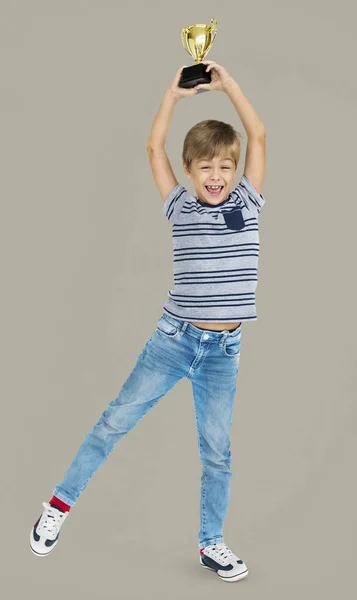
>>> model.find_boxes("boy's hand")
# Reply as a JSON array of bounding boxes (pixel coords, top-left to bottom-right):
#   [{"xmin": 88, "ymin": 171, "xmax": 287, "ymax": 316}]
[
  {"xmin": 167, "ymin": 65, "xmax": 200, "ymax": 101},
  {"xmin": 196, "ymin": 61, "xmax": 235, "ymax": 93}
]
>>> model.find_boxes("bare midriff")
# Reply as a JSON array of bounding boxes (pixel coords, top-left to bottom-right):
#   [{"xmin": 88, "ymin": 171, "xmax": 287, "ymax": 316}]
[{"xmin": 189, "ymin": 321, "xmax": 241, "ymax": 332}]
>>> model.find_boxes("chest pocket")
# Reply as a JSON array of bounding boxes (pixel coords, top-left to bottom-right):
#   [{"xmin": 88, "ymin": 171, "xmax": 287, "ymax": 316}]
[{"xmin": 222, "ymin": 208, "xmax": 245, "ymax": 231}]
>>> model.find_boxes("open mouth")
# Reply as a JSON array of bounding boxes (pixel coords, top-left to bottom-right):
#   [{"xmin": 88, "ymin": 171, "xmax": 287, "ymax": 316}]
[{"xmin": 205, "ymin": 186, "xmax": 224, "ymax": 197}]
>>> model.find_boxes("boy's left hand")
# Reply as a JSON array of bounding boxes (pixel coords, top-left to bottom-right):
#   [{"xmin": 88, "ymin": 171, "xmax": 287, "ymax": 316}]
[{"xmin": 196, "ymin": 61, "xmax": 235, "ymax": 93}]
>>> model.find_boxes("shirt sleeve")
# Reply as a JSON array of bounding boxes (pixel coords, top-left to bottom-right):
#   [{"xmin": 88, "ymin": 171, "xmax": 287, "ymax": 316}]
[
  {"xmin": 232, "ymin": 174, "xmax": 266, "ymax": 215},
  {"xmin": 162, "ymin": 183, "xmax": 190, "ymax": 224}
]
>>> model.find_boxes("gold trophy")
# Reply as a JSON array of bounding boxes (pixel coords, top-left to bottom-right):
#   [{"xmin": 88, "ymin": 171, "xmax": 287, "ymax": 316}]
[{"xmin": 179, "ymin": 18, "xmax": 218, "ymax": 89}]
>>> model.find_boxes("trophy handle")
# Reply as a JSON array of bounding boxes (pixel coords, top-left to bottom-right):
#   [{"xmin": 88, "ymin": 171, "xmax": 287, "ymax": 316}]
[
  {"xmin": 204, "ymin": 18, "xmax": 218, "ymax": 58},
  {"xmin": 181, "ymin": 27, "xmax": 193, "ymax": 58}
]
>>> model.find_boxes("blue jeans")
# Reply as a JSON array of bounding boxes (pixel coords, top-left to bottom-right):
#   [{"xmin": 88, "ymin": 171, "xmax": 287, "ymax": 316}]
[{"xmin": 53, "ymin": 312, "xmax": 242, "ymax": 550}]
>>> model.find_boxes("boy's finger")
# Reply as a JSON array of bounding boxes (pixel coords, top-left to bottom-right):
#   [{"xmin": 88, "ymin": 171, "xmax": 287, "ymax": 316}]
[
  {"xmin": 175, "ymin": 66, "xmax": 186, "ymax": 78},
  {"xmin": 175, "ymin": 65, "xmax": 188, "ymax": 81}
]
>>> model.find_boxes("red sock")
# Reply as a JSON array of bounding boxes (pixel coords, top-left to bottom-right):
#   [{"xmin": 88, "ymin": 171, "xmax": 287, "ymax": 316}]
[{"xmin": 49, "ymin": 495, "xmax": 71, "ymax": 512}]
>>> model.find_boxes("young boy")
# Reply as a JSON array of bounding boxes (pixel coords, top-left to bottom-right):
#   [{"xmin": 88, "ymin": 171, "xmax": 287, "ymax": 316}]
[{"xmin": 30, "ymin": 61, "xmax": 266, "ymax": 583}]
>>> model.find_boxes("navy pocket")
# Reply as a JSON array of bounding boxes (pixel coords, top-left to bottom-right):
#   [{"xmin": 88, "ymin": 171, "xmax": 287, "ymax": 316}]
[{"xmin": 223, "ymin": 208, "xmax": 245, "ymax": 231}]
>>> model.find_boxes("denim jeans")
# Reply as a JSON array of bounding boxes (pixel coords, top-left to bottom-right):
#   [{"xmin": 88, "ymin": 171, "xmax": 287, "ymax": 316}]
[{"xmin": 53, "ymin": 312, "xmax": 242, "ymax": 550}]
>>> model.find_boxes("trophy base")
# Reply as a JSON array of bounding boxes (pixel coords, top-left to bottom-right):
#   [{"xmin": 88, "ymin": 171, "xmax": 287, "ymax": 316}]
[{"xmin": 179, "ymin": 63, "xmax": 212, "ymax": 88}]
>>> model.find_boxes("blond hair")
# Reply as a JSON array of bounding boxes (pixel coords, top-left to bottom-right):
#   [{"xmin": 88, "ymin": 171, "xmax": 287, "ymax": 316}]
[{"xmin": 182, "ymin": 119, "xmax": 242, "ymax": 171}]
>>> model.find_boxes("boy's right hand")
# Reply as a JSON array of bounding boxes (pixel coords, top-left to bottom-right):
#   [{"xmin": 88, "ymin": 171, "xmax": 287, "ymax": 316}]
[{"xmin": 167, "ymin": 66, "xmax": 201, "ymax": 101}]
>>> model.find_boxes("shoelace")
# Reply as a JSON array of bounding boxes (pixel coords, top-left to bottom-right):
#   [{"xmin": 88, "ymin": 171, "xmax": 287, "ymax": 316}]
[
  {"xmin": 36, "ymin": 502, "xmax": 66, "ymax": 540},
  {"xmin": 207, "ymin": 543, "xmax": 238, "ymax": 565}
]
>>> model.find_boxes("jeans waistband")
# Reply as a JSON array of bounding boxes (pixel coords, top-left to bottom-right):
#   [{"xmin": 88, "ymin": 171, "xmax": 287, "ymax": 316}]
[{"xmin": 160, "ymin": 312, "xmax": 242, "ymax": 342}]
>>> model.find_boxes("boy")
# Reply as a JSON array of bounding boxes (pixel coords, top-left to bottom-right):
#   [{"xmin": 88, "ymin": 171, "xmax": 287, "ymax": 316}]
[{"xmin": 30, "ymin": 61, "xmax": 266, "ymax": 583}]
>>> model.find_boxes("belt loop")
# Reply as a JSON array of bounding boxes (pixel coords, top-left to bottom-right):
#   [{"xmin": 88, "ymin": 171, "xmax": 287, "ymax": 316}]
[
  {"xmin": 219, "ymin": 330, "xmax": 229, "ymax": 349},
  {"xmin": 180, "ymin": 321, "xmax": 188, "ymax": 336}
]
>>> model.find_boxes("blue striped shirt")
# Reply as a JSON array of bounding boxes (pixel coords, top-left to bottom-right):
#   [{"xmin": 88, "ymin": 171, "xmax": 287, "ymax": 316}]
[{"xmin": 162, "ymin": 175, "xmax": 266, "ymax": 323}]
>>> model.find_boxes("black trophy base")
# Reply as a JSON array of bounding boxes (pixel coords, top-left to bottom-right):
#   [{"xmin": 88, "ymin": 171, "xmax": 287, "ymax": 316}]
[{"xmin": 179, "ymin": 63, "xmax": 212, "ymax": 88}]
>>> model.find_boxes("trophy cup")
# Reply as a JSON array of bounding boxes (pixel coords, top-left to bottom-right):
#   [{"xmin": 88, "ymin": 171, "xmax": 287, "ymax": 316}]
[{"xmin": 179, "ymin": 18, "xmax": 218, "ymax": 88}]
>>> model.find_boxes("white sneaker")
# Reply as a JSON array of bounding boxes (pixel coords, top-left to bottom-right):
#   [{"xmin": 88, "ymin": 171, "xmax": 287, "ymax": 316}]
[
  {"xmin": 199, "ymin": 542, "xmax": 249, "ymax": 582},
  {"xmin": 29, "ymin": 502, "xmax": 69, "ymax": 556}
]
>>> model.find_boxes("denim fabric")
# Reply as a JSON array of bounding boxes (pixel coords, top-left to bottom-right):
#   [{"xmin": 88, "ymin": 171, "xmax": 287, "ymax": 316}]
[{"xmin": 53, "ymin": 312, "xmax": 242, "ymax": 550}]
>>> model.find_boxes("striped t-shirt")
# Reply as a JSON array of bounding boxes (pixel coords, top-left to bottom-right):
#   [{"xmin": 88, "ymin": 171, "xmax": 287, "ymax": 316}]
[{"xmin": 162, "ymin": 174, "xmax": 266, "ymax": 323}]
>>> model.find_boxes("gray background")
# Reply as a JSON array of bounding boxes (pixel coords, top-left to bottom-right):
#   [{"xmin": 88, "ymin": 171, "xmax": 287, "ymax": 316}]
[{"xmin": 1, "ymin": 0, "xmax": 356, "ymax": 598}]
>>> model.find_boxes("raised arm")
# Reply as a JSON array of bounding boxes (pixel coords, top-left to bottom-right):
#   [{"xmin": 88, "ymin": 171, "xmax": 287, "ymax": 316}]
[
  {"xmin": 147, "ymin": 66, "xmax": 199, "ymax": 202},
  {"xmin": 147, "ymin": 90, "xmax": 179, "ymax": 202},
  {"xmin": 224, "ymin": 78, "xmax": 266, "ymax": 196},
  {"xmin": 196, "ymin": 61, "xmax": 266, "ymax": 196}
]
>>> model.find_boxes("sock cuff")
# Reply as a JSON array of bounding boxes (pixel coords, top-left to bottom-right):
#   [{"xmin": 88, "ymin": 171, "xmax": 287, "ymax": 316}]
[{"xmin": 49, "ymin": 495, "xmax": 71, "ymax": 512}]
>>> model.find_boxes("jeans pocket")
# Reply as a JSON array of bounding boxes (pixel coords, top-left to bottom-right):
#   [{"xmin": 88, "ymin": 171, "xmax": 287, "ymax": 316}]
[
  {"xmin": 156, "ymin": 316, "xmax": 179, "ymax": 338},
  {"xmin": 222, "ymin": 335, "xmax": 241, "ymax": 357}
]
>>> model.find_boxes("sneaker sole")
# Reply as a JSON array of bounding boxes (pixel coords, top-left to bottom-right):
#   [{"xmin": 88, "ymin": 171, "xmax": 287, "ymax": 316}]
[
  {"xmin": 29, "ymin": 542, "xmax": 54, "ymax": 556},
  {"xmin": 29, "ymin": 531, "xmax": 58, "ymax": 557}
]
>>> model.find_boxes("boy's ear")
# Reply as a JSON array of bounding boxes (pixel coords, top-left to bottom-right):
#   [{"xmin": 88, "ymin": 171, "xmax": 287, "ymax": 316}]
[{"xmin": 183, "ymin": 162, "xmax": 192, "ymax": 178}]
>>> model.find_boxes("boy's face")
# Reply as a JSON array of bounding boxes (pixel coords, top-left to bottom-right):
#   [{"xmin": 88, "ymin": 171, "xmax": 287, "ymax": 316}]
[{"xmin": 183, "ymin": 154, "xmax": 237, "ymax": 206}]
